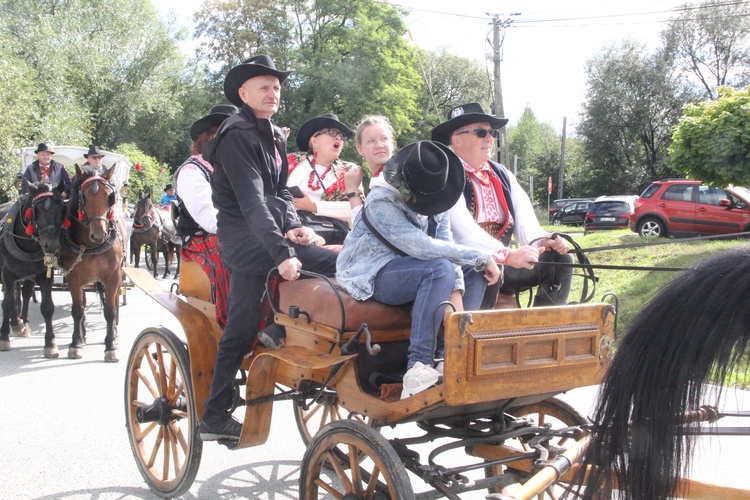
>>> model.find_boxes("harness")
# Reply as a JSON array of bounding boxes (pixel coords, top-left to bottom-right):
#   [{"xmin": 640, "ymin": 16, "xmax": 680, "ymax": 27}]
[{"xmin": 1, "ymin": 200, "xmax": 43, "ymax": 262}]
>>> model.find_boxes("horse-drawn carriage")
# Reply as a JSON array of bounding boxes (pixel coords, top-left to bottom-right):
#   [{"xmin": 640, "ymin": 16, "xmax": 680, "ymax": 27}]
[{"xmin": 123, "ymin": 242, "xmax": 750, "ymax": 499}]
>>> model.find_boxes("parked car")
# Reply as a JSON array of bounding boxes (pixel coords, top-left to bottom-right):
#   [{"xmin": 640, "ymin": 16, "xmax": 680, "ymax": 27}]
[
  {"xmin": 548, "ymin": 198, "xmax": 594, "ymax": 222},
  {"xmin": 551, "ymin": 201, "xmax": 592, "ymax": 226},
  {"xmin": 630, "ymin": 179, "xmax": 750, "ymax": 237},
  {"xmin": 584, "ymin": 195, "xmax": 638, "ymax": 234}
]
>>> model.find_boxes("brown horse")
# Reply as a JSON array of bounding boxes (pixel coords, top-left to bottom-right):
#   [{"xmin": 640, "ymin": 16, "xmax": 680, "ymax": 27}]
[{"xmin": 59, "ymin": 165, "xmax": 126, "ymax": 362}]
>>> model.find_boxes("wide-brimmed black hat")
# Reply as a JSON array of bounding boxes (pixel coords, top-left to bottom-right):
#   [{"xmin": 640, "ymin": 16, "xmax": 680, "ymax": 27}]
[
  {"xmin": 164, "ymin": 184, "xmax": 174, "ymax": 192},
  {"xmin": 190, "ymin": 104, "xmax": 239, "ymax": 141},
  {"xmin": 295, "ymin": 113, "xmax": 354, "ymax": 151},
  {"xmin": 223, "ymin": 55, "xmax": 292, "ymax": 108},
  {"xmin": 382, "ymin": 141, "xmax": 464, "ymax": 216},
  {"xmin": 430, "ymin": 102, "xmax": 509, "ymax": 146},
  {"xmin": 34, "ymin": 143, "xmax": 54, "ymax": 154},
  {"xmin": 84, "ymin": 145, "xmax": 105, "ymax": 158}
]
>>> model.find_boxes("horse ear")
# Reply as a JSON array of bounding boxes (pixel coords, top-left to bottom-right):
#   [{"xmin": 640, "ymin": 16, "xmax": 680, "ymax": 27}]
[
  {"xmin": 75, "ymin": 163, "xmax": 83, "ymax": 177},
  {"xmin": 27, "ymin": 182, "xmax": 38, "ymax": 198},
  {"xmin": 56, "ymin": 180, "xmax": 66, "ymax": 194},
  {"xmin": 102, "ymin": 164, "xmax": 116, "ymax": 181}
]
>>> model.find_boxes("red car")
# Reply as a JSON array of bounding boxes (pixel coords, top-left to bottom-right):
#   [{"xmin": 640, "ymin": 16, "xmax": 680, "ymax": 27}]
[{"xmin": 630, "ymin": 179, "xmax": 750, "ymax": 237}]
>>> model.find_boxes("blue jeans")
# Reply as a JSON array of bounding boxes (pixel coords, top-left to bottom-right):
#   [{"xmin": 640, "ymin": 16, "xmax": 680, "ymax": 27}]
[{"xmin": 371, "ymin": 257, "xmax": 487, "ymax": 369}]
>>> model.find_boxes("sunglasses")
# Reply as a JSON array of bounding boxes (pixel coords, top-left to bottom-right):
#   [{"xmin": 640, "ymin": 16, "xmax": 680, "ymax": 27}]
[
  {"xmin": 454, "ymin": 128, "xmax": 500, "ymax": 139},
  {"xmin": 314, "ymin": 128, "xmax": 348, "ymax": 141}
]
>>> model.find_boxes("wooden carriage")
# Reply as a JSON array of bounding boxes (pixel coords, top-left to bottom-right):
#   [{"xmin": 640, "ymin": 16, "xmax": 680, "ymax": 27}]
[{"xmin": 124, "ymin": 260, "xmax": 618, "ymax": 498}]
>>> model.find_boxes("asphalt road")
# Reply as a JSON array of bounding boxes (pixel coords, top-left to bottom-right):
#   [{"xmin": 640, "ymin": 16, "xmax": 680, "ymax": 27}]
[{"xmin": 1, "ymin": 258, "xmax": 749, "ymax": 499}]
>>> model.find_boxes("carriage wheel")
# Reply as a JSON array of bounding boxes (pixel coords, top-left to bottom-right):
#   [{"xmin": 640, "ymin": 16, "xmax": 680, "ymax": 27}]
[
  {"xmin": 145, "ymin": 246, "xmax": 154, "ymax": 271},
  {"xmin": 124, "ymin": 327, "xmax": 202, "ymax": 498},
  {"xmin": 299, "ymin": 419, "xmax": 413, "ymax": 499},
  {"xmin": 485, "ymin": 397, "xmax": 588, "ymax": 499},
  {"xmin": 294, "ymin": 380, "xmax": 380, "ymax": 466}
]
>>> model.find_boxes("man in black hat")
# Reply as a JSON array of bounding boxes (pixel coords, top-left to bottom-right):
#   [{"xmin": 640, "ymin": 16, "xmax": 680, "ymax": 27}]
[
  {"xmin": 22, "ymin": 142, "xmax": 71, "ymax": 195},
  {"xmin": 159, "ymin": 184, "xmax": 177, "ymax": 208},
  {"xmin": 337, "ymin": 140, "xmax": 500, "ymax": 399},
  {"xmin": 198, "ymin": 55, "xmax": 338, "ymax": 441},
  {"xmin": 82, "ymin": 145, "xmax": 106, "ymax": 173},
  {"xmin": 432, "ymin": 102, "xmax": 574, "ymax": 308}
]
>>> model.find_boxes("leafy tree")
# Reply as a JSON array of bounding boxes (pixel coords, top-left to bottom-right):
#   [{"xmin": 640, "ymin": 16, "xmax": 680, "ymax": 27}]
[
  {"xmin": 669, "ymin": 85, "xmax": 750, "ymax": 185},
  {"xmin": 116, "ymin": 143, "xmax": 172, "ymax": 202},
  {"xmin": 578, "ymin": 39, "xmax": 693, "ymax": 195},
  {"xmin": 663, "ymin": 0, "xmax": 750, "ymax": 100}
]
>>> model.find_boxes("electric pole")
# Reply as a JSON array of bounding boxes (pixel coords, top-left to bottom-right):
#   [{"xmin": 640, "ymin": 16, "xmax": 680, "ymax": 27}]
[
  {"xmin": 491, "ymin": 14, "xmax": 509, "ymax": 166},
  {"xmin": 558, "ymin": 116, "xmax": 566, "ymax": 200}
]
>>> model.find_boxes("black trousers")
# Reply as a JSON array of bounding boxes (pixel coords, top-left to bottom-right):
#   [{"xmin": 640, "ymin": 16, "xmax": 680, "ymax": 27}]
[
  {"xmin": 202, "ymin": 243, "xmax": 337, "ymax": 423},
  {"xmin": 482, "ymin": 250, "xmax": 575, "ymax": 309}
]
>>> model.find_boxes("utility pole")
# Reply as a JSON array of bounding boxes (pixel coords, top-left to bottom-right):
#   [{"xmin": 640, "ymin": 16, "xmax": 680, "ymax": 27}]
[
  {"xmin": 558, "ymin": 116, "xmax": 567, "ymax": 200},
  {"xmin": 513, "ymin": 155, "xmax": 518, "ymax": 177},
  {"xmin": 491, "ymin": 14, "xmax": 509, "ymax": 166}
]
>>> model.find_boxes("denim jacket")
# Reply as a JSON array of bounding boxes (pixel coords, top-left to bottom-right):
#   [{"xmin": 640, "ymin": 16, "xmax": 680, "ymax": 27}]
[{"xmin": 336, "ymin": 178, "xmax": 491, "ymax": 301}]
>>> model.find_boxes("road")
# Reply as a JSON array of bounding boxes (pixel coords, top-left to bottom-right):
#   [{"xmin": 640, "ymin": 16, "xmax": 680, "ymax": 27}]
[{"xmin": 1, "ymin": 259, "xmax": 749, "ymax": 499}]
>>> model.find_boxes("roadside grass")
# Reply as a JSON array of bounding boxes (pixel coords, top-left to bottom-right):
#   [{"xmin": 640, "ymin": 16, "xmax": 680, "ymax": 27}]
[{"xmin": 537, "ymin": 225, "xmax": 750, "ymax": 387}]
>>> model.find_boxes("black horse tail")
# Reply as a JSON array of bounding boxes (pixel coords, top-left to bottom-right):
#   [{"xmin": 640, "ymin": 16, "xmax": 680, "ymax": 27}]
[{"xmin": 571, "ymin": 245, "xmax": 750, "ymax": 500}]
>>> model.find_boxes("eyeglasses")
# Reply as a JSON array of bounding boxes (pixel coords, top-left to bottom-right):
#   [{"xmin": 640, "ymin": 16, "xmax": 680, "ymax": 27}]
[
  {"xmin": 454, "ymin": 128, "xmax": 500, "ymax": 139},
  {"xmin": 314, "ymin": 128, "xmax": 348, "ymax": 141}
]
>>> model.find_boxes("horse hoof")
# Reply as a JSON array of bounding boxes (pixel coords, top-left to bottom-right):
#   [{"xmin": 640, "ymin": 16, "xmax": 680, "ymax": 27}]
[
  {"xmin": 104, "ymin": 350, "xmax": 119, "ymax": 363},
  {"xmin": 68, "ymin": 347, "xmax": 83, "ymax": 359},
  {"xmin": 20, "ymin": 324, "xmax": 31, "ymax": 337},
  {"xmin": 0, "ymin": 340, "xmax": 10, "ymax": 351},
  {"xmin": 44, "ymin": 346, "xmax": 59, "ymax": 359},
  {"xmin": 12, "ymin": 324, "xmax": 30, "ymax": 337}
]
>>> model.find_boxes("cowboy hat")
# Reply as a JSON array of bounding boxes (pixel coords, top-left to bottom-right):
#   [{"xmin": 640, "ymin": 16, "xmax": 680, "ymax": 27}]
[
  {"xmin": 164, "ymin": 184, "xmax": 174, "ymax": 192},
  {"xmin": 295, "ymin": 113, "xmax": 354, "ymax": 151},
  {"xmin": 84, "ymin": 145, "xmax": 105, "ymax": 158},
  {"xmin": 382, "ymin": 141, "xmax": 464, "ymax": 216},
  {"xmin": 34, "ymin": 143, "xmax": 54, "ymax": 154},
  {"xmin": 223, "ymin": 55, "xmax": 292, "ymax": 108},
  {"xmin": 190, "ymin": 104, "xmax": 239, "ymax": 140},
  {"xmin": 430, "ymin": 102, "xmax": 509, "ymax": 146}
]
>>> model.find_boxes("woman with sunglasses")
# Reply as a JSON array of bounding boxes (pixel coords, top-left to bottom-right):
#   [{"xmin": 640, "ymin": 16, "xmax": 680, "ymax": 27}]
[{"xmin": 286, "ymin": 113, "xmax": 362, "ymax": 227}]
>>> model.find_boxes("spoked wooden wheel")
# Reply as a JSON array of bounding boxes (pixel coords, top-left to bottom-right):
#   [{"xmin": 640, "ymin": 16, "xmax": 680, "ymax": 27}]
[
  {"xmin": 486, "ymin": 397, "xmax": 589, "ymax": 499},
  {"xmin": 145, "ymin": 246, "xmax": 154, "ymax": 271},
  {"xmin": 299, "ymin": 419, "xmax": 413, "ymax": 499},
  {"xmin": 124, "ymin": 327, "xmax": 201, "ymax": 498}
]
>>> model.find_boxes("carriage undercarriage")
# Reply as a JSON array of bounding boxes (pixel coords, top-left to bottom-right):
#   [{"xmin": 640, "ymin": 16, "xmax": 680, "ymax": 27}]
[{"xmin": 122, "ymin": 262, "xmax": 750, "ymax": 499}]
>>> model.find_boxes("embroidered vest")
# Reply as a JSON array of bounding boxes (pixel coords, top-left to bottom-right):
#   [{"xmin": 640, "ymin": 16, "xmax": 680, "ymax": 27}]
[{"xmin": 462, "ymin": 161, "xmax": 516, "ymax": 246}]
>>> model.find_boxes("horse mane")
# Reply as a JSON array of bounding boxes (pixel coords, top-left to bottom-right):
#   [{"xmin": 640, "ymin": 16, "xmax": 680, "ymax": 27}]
[{"xmin": 572, "ymin": 245, "xmax": 750, "ymax": 499}]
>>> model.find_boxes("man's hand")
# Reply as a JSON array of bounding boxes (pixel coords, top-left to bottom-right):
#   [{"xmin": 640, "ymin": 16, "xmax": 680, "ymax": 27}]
[
  {"xmin": 286, "ymin": 227, "xmax": 317, "ymax": 246},
  {"xmin": 484, "ymin": 258, "xmax": 501, "ymax": 285},
  {"xmin": 540, "ymin": 234, "xmax": 570, "ymax": 254},
  {"xmin": 278, "ymin": 257, "xmax": 302, "ymax": 281},
  {"xmin": 504, "ymin": 246, "xmax": 543, "ymax": 270},
  {"xmin": 443, "ymin": 290, "xmax": 464, "ymax": 326},
  {"xmin": 293, "ymin": 192, "xmax": 317, "ymax": 212}
]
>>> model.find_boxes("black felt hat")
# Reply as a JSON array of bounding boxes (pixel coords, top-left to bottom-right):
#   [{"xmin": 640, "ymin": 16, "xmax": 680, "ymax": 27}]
[
  {"xmin": 223, "ymin": 55, "xmax": 292, "ymax": 108},
  {"xmin": 34, "ymin": 143, "xmax": 54, "ymax": 154},
  {"xmin": 164, "ymin": 184, "xmax": 174, "ymax": 192},
  {"xmin": 84, "ymin": 146, "xmax": 105, "ymax": 158},
  {"xmin": 382, "ymin": 141, "xmax": 465, "ymax": 216},
  {"xmin": 430, "ymin": 102, "xmax": 509, "ymax": 146},
  {"xmin": 295, "ymin": 113, "xmax": 354, "ymax": 151},
  {"xmin": 190, "ymin": 104, "xmax": 239, "ymax": 141}
]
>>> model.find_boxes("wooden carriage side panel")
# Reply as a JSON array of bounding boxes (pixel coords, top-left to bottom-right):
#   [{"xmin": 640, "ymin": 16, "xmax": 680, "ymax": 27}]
[{"xmin": 443, "ymin": 304, "xmax": 614, "ymax": 406}]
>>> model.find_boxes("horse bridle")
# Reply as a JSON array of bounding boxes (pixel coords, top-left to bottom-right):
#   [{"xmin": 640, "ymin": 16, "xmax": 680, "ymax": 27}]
[
  {"xmin": 23, "ymin": 191, "xmax": 67, "ymax": 240},
  {"xmin": 132, "ymin": 201, "xmax": 158, "ymax": 231},
  {"xmin": 76, "ymin": 175, "xmax": 116, "ymax": 226}
]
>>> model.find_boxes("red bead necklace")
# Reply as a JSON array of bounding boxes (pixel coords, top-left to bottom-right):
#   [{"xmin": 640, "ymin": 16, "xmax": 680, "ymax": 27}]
[{"xmin": 307, "ymin": 156, "xmax": 333, "ymax": 191}]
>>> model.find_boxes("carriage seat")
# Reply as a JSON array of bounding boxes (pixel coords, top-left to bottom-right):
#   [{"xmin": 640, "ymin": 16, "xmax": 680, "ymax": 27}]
[
  {"xmin": 278, "ymin": 278, "xmax": 412, "ymax": 332},
  {"xmin": 178, "ymin": 259, "xmax": 213, "ymax": 303}
]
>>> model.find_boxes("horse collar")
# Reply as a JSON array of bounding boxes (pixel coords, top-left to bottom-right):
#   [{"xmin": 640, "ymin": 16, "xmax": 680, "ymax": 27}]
[{"xmin": 1, "ymin": 202, "xmax": 43, "ymax": 262}]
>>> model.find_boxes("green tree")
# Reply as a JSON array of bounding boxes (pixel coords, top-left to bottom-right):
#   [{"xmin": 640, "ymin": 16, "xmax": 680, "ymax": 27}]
[
  {"xmin": 669, "ymin": 86, "xmax": 750, "ymax": 185},
  {"xmin": 578, "ymin": 40, "xmax": 692, "ymax": 195},
  {"xmin": 663, "ymin": 0, "xmax": 750, "ymax": 100},
  {"xmin": 116, "ymin": 143, "xmax": 171, "ymax": 202}
]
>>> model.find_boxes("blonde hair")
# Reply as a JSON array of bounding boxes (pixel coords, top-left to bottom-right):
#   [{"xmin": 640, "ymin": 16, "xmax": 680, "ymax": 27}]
[{"xmin": 354, "ymin": 115, "xmax": 395, "ymax": 147}]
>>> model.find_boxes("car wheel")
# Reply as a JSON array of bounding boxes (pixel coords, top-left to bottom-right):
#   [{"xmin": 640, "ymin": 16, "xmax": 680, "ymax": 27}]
[
  {"xmin": 553, "ymin": 219, "xmax": 562, "ymax": 226},
  {"xmin": 638, "ymin": 217, "xmax": 666, "ymax": 237}
]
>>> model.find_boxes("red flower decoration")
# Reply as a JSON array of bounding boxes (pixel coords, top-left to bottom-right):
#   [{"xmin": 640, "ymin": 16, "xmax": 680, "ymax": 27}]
[
  {"xmin": 25, "ymin": 224, "xmax": 34, "ymax": 236},
  {"xmin": 135, "ymin": 163, "xmax": 142, "ymax": 171},
  {"xmin": 108, "ymin": 211, "xmax": 114, "ymax": 220},
  {"xmin": 159, "ymin": 168, "xmax": 164, "ymax": 173},
  {"xmin": 63, "ymin": 219, "xmax": 71, "ymax": 228},
  {"xmin": 24, "ymin": 208, "xmax": 32, "ymax": 222},
  {"xmin": 78, "ymin": 209, "xmax": 84, "ymax": 221}
]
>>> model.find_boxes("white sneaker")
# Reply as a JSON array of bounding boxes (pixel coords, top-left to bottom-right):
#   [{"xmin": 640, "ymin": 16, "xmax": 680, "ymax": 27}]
[
  {"xmin": 435, "ymin": 361, "xmax": 444, "ymax": 375},
  {"xmin": 401, "ymin": 361, "xmax": 441, "ymax": 400}
]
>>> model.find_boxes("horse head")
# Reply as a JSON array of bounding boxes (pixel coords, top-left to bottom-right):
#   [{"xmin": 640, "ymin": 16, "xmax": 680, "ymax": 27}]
[
  {"xmin": 132, "ymin": 193, "xmax": 158, "ymax": 231},
  {"xmin": 72, "ymin": 164, "xmax": 117, "ymax": 245},
  {"xmin": 24, "ymin": 181, "xmax": 68, "ymax": 255}
]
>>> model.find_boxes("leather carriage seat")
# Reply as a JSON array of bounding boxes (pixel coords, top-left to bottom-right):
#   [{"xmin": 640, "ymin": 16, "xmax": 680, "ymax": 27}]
[{"xmin": 278, "ymin": 278, "xmax": 412, "ymax": 332}]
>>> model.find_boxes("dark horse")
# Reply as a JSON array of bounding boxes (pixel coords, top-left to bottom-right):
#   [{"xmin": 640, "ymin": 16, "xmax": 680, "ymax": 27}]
[
  {"xmin": 57, "ymin": 165, "xmax": 126, "ymax": 362},
  {"xmin": 0, "ymin": 182, "xmax": 67, "ymax": 358},
  {"xmin": 130, "ymin": 193, "xmax": 179, "ymax": 279},
  {"xmin": 572, "ymin": 245, "xmax": 750, "ymax": 499}
]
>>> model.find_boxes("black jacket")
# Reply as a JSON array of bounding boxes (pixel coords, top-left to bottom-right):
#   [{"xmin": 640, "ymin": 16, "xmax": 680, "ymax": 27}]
[
  {"xmin": 23, "ymin": 160, "xmax": 71, "ymax": 195},
  {"xmin": 204, "ymin": 104, "xmax": 301, "ymax": 273}
]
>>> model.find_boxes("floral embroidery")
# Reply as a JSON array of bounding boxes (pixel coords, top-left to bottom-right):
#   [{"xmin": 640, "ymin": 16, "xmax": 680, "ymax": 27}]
[{"xmin": 286, "ymin": 152, "xmax": 359, "ymax": 202}]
